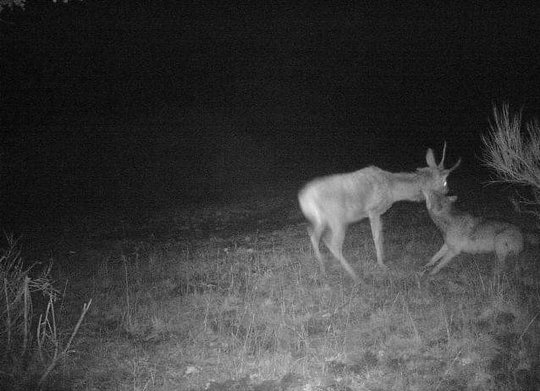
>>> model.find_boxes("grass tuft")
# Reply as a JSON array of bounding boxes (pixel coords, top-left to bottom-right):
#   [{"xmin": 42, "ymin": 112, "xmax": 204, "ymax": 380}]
[{"xmin": 0, "ymin": 234, "xmax": 91, "ymax": 389}]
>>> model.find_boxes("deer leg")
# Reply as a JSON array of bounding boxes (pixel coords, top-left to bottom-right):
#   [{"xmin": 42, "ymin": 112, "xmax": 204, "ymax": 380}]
[
  {"xmin": 494, "ymin": 243, "xmax": 510, "ymax": 276},
  {"xmin": 369, "ymin": 213, "xmax": 385, "ymax": 268},
  {"xmin": 308, "ymin": 223, "xmax": 326, "ymax": 274},
  {"xmin": 430, "ymin": 249, "xmax": 458, "ymax": 275},
  {"xmin": 326, "ymin": 223, "xmax": 359, "ymax": 281},
  {"xmin": 493, "ymin": 255, "xmax": 506, "ymax": 277}
]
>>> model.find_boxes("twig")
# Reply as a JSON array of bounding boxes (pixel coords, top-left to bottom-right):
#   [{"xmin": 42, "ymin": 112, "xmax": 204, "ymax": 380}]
[
  {"xmin": 3, "ymin": 278, "xmax": 11, "ymax": 355},
  {"xmin": 23, "ymin": 276, "xmax": 30, "ymax": 355},
  {"xmin": 38, "ymin": 299, "xmax": 92, "ymax": 386}
]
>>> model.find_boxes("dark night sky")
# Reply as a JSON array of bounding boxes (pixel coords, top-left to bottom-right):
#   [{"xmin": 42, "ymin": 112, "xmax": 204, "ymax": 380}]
[{"xmin": 1, "ymin": 1, "xmax": 539, "ymax": 226}]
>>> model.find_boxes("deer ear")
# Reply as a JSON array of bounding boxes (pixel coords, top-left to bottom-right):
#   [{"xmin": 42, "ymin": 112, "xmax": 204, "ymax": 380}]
[
  {"xmin": 449, "ymin": 195, "xmax": 458, "ymax": 203},
  {"xmin": 426, "ymin": 148, "xmax": 436, "ymax": 167}
]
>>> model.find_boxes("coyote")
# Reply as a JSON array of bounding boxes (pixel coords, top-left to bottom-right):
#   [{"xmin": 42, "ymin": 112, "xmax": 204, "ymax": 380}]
[
  {"xmin": 423, "ymin": 190, "xmax": 524, "ymax": 275},
  {"xmin": 298, "ymin": 143, "xmax": 460, "ymax": 281}
]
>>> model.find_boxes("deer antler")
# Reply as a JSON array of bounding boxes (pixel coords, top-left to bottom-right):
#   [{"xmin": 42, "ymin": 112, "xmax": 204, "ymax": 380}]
[
  {"xmin": 439, "ymin": 141, "xmax": 447, "ymax": 168},
  {"xmin": 448, "ymin": 157, "xmax": 461, "ymax": 172}
]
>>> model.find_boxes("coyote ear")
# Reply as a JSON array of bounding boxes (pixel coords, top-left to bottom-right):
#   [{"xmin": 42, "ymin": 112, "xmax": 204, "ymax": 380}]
[{"xmin": 426, "ymin": 148, "xmax": 436, "ymax": 167}]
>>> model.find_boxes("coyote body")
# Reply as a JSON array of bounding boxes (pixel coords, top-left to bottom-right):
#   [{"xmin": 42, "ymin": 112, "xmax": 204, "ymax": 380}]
[
  {"xmin": 423, "ymin": 191, "xmax": 524, "ymax": 275},
  {"xmin": 299, "ymin": 145, "xmax": 460, "ymax": 281}
]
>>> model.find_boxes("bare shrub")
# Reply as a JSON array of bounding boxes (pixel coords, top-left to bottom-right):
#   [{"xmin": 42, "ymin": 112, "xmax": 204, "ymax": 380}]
[{"xmin": 482, "ymin": 104, "xmax": 540, "ymax": 218}]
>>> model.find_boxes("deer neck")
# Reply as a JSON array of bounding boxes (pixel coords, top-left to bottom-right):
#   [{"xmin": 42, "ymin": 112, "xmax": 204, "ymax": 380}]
[{"xmin": 388, "ymin": 172, "xmax": 425, "ymax": 202}]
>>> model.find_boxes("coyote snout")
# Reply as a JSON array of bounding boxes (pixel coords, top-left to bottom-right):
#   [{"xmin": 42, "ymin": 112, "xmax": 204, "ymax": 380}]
[
  {"xmin": 298, "ymin": 143, "xmax": 460, "ymax": 281},
  {"xmin": 423, "ymin": 190, "xmax": 524, "ymax": 275}
]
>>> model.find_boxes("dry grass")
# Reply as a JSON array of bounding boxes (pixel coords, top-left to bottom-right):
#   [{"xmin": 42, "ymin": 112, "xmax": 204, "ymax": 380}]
[
  {"xmin": 0, "ymin": 235, "xmax": 91, "ymax": 390},
  {"xmin": 3, "ymin": 183, "xmax": 540, "ymax": 390}
]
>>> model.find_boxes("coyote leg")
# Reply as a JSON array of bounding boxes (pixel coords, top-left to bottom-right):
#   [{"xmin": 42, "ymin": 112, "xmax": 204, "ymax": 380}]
[
  {"xmin": 308, "ymin": 224, "xmax": 326, "ymax": 274},
  {"xmin": 430, "ymin": 250, "xmax": 458, "ymax": 275},
  {"xmin": 326, "ymin": 223, "xmax": 359, "ymax": 281},
  {"xmin": 369, "ymin": 213, "xmax": 386, "ymax": 268},
  {"xmin": 424, "ymin": 243, "xmax": 449, "ymax": 269}
]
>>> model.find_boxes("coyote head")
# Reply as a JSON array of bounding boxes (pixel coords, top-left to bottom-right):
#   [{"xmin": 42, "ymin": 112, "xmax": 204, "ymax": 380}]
[
  {"xmin": 423, "ymin": 190, "xmax": 458, "ymax": 215},
  {"xmin": 417, "ymin": 142, "xmax": 461, "ymax": 196}
]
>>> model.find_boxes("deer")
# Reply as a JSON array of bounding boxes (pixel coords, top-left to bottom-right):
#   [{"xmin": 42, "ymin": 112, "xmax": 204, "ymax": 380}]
[{"xmin": 298, "ymin": 143, "xmax": 460, "ymax": 281}]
